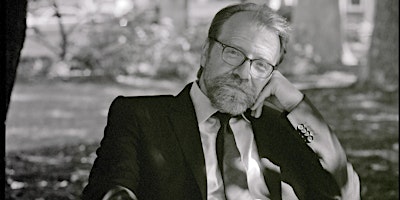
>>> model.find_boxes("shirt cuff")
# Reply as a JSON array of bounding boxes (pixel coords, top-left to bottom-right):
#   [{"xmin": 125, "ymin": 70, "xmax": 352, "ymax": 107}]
[
  {"xmin": 285, "ymin": 93, "xmax": 305, "ymax": 113},
  {"xmin": 340, "ymin": 164, "xmax": 361, "ymax": 200},
  {"xmin": 102, "ymin": 185, "xmax": 137, "ymax": 200}
]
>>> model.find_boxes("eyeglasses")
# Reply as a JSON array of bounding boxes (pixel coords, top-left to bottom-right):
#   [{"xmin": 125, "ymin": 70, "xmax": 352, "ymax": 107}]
[{"xmin": 209, "ymin": 37, "xmax": 276, "ymax": 79}]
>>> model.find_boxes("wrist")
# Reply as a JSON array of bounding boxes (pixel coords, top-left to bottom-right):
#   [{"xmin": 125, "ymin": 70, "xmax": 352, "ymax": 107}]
[{"xmin": 285, "ymin": 93, "xmax": 305, "ymax": 112}]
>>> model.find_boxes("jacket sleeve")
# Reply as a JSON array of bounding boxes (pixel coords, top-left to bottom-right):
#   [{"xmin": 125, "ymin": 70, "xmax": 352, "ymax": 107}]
[
  {"xmin": 82, "ymin": 96, "xmax": 141, "ymax": 200},
  {"xmin": 285, "ymin": 96, "xmax": 360, "ymax": 199}
]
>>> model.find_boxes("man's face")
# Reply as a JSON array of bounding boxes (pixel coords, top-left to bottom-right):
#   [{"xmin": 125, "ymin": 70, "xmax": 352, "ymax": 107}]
[{"xmin": 199, "ymin": 12, "xmax": 281, "ymax": 115}]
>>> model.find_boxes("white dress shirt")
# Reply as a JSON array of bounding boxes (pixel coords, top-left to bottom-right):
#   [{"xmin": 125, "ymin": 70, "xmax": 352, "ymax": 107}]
[{"xmin": 190, "ymin": 82, "xmax": 271, "ymax": 200}]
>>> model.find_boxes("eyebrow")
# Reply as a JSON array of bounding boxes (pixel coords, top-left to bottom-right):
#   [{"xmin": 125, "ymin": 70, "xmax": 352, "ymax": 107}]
[
  {"xmin": 221, "ymin": 39, "xmax": 274, "ymax": 63},
  {"xmin": 218, "ymin": 39, "xmax": 247, "ymax": 54}
]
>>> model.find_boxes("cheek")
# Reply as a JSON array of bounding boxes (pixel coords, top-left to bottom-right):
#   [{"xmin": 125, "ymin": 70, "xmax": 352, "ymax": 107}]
[
  {"xmin": 204, "ymin": 60, "xmax": 229, "ymax": 79},
  {"xmin": 204, "ymin": 47, "xmax": 235, "ymax": 76},
  {"xmin": 203, "ymin": 66, "xmax": 219, "ymax": 81}
]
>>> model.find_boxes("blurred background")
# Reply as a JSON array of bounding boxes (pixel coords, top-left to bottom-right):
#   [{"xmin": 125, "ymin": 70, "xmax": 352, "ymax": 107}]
[{"xmin": 5, "ymin": 0, "xmax": 398, "ymax": 199}]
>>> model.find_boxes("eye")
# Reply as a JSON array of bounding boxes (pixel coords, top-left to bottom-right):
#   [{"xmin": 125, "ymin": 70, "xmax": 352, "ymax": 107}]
[
  {"xmin": 253, "ymin": 60, "xmax": 269, "ymax": 69},
  {"xmin": 252, "ymin": 60, "xmax": 274, "ymax": 73},
  {"xmin": 224, "ymin": 47, "xmax": 243, "ymax": 58}
]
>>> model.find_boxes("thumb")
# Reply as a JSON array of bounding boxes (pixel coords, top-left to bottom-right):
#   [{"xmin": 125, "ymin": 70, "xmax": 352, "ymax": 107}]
[
  {"xmin": 266, "ymin": 96, "xmax": 286, "ymax": 111},
  {"xmin": 251, "ymin": 83, "xmax": 274, "ymax": 110}
]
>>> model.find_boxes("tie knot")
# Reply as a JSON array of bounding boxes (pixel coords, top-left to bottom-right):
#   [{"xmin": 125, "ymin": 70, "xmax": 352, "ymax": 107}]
[{"xmin": 214, "ymin": 112, "xmax": 232, "ymax": 125}]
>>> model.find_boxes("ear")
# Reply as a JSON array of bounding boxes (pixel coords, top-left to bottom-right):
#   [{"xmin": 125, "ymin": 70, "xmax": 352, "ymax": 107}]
[
  {"xmin": 276, "ymin": 36, "xmax": 286, "ymax": 65},
  {"xmin": 200, "ymin": 39, "xmax": 210, "ymax": 67}
]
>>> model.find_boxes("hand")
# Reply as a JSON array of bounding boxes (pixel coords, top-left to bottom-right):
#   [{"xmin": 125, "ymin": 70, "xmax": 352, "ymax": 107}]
[
  {"xmin": 106, "ymin": 191, "xmax": 134, "ymax": 200},
  {"xmin": 250, "ymin": 71, "xmax": 304, "ymax": 118},
  {"xmin": 103, "ymin": 187, "xmax": 137, "ymax": 200}
]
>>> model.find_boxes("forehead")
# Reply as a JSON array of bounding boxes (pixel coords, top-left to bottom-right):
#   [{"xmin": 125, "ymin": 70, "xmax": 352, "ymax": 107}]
[{"xmin": 218, "ymin": 11, "xmax": 280, "ymax": 59}]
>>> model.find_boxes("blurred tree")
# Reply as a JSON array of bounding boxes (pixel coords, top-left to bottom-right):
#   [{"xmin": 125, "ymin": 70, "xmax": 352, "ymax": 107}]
[
  {"xmin": 360, "ymin": 0, "xmax": 398, "ymax": 91},
  {"xmin": 243, "ymin": 0, "xmax": 292, "ymax": 21},
  {"xmin": 291, "ymin": 0, "xmax": 342, "ymax": 65},
  {"xmin": 27, "ymin": 0, "xmax": 85, "ymax": 78},
  {"xmin": 5, "ymin": 0, "xmax": 27, "ymax": 119},
  {"xmin": 158, "ymin": 0, "xmax": 188, "ymax": 31},
  {"xmin": 52, "ymin": 0, "xmax": 68, "ymax": 61},
  {"xmin": 27, "ymin": 0, "xmax": 71, "ymax": 61}
]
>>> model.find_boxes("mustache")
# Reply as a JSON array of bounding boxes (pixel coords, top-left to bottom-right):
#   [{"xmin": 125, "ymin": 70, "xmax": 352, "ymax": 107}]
[
  {"xmin": 208, "ymin": 74, "xmax": 257, "ymax": 103},
  {"xmin": 206, "ymin": 73, "xmax": 257, "ymax": 115},
  {"xmin": 213, "ymin": 74, "xmax": 248, "ymax": 87}
]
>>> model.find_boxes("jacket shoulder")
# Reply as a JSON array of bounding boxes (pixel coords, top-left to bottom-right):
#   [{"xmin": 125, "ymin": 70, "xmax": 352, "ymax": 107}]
[
  {"xmin": 112, "ymin": 95, "xmax": 175, "ymax": 105},
  {"xmin": 110, "ymin": 95, "xmax": 174, "ymax": 114}
]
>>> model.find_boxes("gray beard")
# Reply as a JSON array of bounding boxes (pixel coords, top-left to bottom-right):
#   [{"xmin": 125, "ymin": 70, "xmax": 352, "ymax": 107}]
[{"xmin": 205, "ymin": 74, "xmax": 257, "ymax": 116}]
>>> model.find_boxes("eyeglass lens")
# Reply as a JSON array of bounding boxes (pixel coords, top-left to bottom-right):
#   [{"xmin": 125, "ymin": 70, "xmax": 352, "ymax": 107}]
[{"xmin": 222, "ymin": 46, "xmax": 273, "ymax": 78}]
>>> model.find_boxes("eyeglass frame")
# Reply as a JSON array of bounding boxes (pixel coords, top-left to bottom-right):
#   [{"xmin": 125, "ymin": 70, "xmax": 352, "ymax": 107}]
[{"xmin": 208, "ymin": 37, "xmax": 278, "ymax": 79}]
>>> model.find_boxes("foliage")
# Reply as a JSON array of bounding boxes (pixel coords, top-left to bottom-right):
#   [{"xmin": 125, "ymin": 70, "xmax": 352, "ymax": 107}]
[
  {"xmin": 17, "ymin": 57, "xmax": 53, "ymax": 82},
  {"xmin": 69, "ymin": 9, "xmax": 201, "ymax": 82},
  {"xmin": 6, "ymin": 144, "xmax": 97, "ymax": 200},
  {"xmin": 20, "ymin": 3, "xmax": 204, "ymax": 82}
]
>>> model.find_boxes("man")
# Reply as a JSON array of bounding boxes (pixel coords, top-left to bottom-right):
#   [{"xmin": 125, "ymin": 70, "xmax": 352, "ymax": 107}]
[{"xmin": 82, "ymin": 3, "xmax": 360, "ymax": 200}]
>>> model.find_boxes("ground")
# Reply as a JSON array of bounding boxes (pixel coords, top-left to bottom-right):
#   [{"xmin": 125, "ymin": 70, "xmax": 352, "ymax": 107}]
[{"xmin": 5, "ymin": 78, "xmax": 399, "ymax": 200}]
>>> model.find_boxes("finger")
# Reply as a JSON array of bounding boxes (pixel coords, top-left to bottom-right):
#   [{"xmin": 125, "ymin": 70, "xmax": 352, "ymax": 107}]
[
  {"xmin": 261, "ymin": 158, "xmax": 281, "ymax": 173},
  {"xmin": 250, "ymin": 104, "xmax": 263, "ymax": 118},
  {"xmin": 251, "ymin": 85, "xmax": 272, "ymax": 110},
  {"xmin": 266, "ymin": 96, "xmax": 285, "ymax": 111},
  {"xmin": 251, "ymin": 109, "xmax": 256, "ymax": 117},
  {"xmin": 255, "ymin": 104, "xmax": 263, "ymax": 118}
]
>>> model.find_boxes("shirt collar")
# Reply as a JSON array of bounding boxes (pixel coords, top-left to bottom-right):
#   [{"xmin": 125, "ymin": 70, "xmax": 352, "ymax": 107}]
[{"xmin": 190, "ymin": 81, "xmax": 218, "ymax": 123}]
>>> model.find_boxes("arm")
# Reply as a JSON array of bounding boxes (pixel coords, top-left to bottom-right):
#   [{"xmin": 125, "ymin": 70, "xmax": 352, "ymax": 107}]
[
  {"xmin": 82, "ymin": 96, "xmax": 141, "ymax": 200},
  {"xmin": 286, "ymin": 96, "xmax": 360, "ymax": 199},
  {"xmin": 251, "ymin": 71, "xmax": 360, "ymax": 199}
]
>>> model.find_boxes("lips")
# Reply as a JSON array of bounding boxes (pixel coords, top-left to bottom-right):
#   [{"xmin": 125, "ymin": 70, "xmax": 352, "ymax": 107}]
[{"xmin": 223, "ymin": 83, "xmax": 250, "ymax": 96}]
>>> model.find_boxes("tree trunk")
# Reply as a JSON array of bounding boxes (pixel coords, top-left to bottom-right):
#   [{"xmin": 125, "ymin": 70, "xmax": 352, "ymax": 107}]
[
  {"xmin": 5, "ymin": 0, "xmax": 27, "ymax": 120},
  {"xmin": 364, "ymin": 0, "xmax": 398, "ymax": 91},
  {"xmin": 53, "ymin": 0, "xmax": 68, "ymax": 61},
  {"xmin": 291, "ymin": 0, "xmax": 342, "ymax": 65}
]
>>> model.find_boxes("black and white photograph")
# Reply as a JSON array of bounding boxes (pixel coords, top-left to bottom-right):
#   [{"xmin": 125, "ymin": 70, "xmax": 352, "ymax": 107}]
[{"xmin": 5, "ymin": 0, "xmax": 398, "ymax": 199}]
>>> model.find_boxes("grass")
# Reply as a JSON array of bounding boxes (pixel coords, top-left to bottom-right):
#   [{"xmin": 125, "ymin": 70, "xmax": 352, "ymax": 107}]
[
  {"xmin": 5, "ymin": 79, "xmax": 399, "ymax": 200},
  {"xmin": 6, "ymin": 80, "xmax": 183, "ymax": 152},
  {"xmin": 302, "ymin": 87, "xmax": 398, "ymax": 199}
]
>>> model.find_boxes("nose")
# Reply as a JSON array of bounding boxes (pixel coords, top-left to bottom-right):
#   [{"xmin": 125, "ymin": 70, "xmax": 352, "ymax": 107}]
[{"xmin": 232, "ymin": 59, "xmax": 251, "ymax": 79}]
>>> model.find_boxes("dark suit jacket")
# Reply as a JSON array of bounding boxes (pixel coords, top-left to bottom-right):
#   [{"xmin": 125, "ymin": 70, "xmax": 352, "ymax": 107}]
[{"xmin": 82, "ymin": 83, "xmax": 341, "ymax": 200}]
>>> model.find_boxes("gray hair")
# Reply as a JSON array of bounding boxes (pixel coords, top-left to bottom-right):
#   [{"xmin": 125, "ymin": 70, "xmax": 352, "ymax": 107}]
[
  {"xmin": 197, "ymin": 3, "xmax": 291, "ymax": 79},
  {"xmin": 209, "ymin": 3, "xmax": 290, "ymax": 60}
]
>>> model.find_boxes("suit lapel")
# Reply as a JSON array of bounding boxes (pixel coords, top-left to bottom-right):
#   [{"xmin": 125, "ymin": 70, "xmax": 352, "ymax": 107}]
[{"xmin": 168, "ymin": 83, "xmax": 207, "ymax": 200}]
